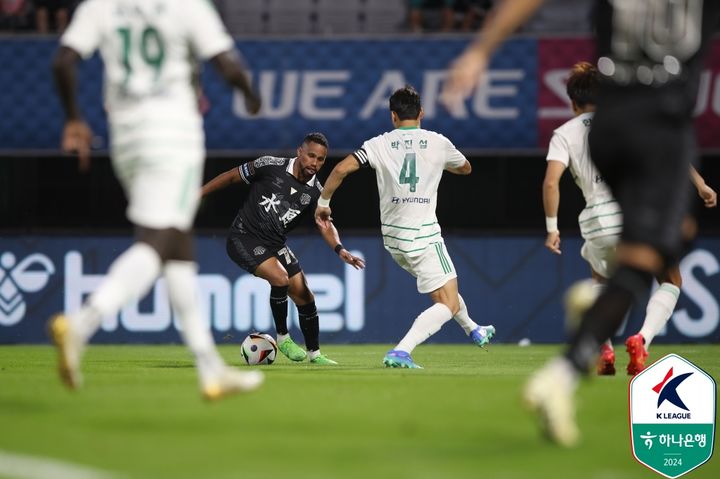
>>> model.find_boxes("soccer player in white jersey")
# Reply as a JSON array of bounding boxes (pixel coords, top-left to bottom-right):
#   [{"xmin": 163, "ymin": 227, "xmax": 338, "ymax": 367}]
[
  {"xmin": 49, "ymin": 0, "xmax": 264, "ymax": 400},
  {"xmin": 544, "ymin": 62, "xmax": 717, "ymax": 376},
  {"xmin": 314, "ymin": 85, "xmax": 495, "ymax": 369}
]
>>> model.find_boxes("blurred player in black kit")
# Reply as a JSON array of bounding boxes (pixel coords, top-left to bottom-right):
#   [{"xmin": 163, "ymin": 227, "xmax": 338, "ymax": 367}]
[
  {"xmin": 442, "ymin": 0, "xmax": 720, "ymax": 445},
  {"xmin": 202, "ymin": 132, "xmax": 365, "ymax": 365}
]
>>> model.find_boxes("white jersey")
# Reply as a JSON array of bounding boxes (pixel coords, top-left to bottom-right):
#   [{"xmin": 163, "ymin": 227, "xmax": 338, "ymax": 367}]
[
  {"xmin": 547, "ymin": 112, "xmax": 623, "ymax": 240},
  {"xmin": 61, "ymin": 0, "xmax": 233, "ymax": 117},
  {"xmin": 354, "ymin": 127, "xmax": 467, "ymax": 256}
]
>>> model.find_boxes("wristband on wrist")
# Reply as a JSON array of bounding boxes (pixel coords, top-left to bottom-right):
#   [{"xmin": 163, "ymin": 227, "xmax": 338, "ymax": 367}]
[
  {"xmin": 545, "ymin": 216, "xmax": 558, "ymax": 233},
  {"xmin": 334, "ymin": 244, "xmax": 344, "ymax": 255},
  {"xmin": 317, "ymin": 197, "xmax": 331, "ymax": 208}
]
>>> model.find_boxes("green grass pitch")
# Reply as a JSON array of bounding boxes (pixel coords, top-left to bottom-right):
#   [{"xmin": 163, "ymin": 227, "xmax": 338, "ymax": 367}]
[{"xmin": 0, "ymin": 344, "xmax": 717, "ymax": 479}]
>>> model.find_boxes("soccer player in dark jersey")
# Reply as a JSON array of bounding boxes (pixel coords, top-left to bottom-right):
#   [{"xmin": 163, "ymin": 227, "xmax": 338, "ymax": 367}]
[
  {"xmin": 202, "ymin": 132, "xmax": 365, "ymax": 365},
  {"xmin": 442, "ymin": 0, "xmax": 720, "ymax": 446}
]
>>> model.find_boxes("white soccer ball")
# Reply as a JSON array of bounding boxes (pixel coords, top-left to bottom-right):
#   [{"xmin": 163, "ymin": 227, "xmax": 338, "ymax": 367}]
[{"xmin": 240, "ymin": 333, "xmax": 278, "ymax": 365}]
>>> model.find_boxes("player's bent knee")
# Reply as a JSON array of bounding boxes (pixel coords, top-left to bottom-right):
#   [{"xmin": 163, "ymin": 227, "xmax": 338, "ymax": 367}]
[
  {"xmin": 436, "ymin": 298, "xmax": 460, "ymax": 316},
  {"xmin": 269, "ymin": 276, "xmax": 289, "ymax": 288}
]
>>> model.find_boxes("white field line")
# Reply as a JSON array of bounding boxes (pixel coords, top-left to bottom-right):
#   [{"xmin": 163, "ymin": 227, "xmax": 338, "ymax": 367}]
[{"xmin": 0, "ymin": 449, "xmax": 121, "ymax": 479}]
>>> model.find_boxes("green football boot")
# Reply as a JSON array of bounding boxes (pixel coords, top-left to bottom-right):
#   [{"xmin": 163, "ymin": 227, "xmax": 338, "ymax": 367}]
[
  {"xmin": 310, "ymin": 353, "xmax": 338, "ymax": 365},
  {"xmin": 278, "ymin": 337, "xmax": 307, "ymax": 362}
]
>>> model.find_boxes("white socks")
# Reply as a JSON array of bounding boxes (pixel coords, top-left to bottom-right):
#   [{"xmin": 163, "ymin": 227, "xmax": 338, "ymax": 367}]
[
  {"xmin": 639, "ymin": 283, "xmax": 680, "ymax": 349},
  {"xmin": 453, "ymin": 294, "xmax": 479, "ymax": 335},
  {"xmin": 164, "ymin": 261, "xmax": 224, "ymax": 383},
  {"xmin": 69, "ymin": 244, "xmax": 225, "ymax": 386},
  {"xmin": 396, "ymin": 303, "xmax": 453, "ymax": 354},
  {"xmin": 72, "ymin": 243, "xmax": 162, "ymax": 343}
]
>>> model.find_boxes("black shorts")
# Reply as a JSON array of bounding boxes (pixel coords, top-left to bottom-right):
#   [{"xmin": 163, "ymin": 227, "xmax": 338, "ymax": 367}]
[
  {"xmin": 226, "ymin": 233, "xmax": 302, "ymax": 277},
  {"xmin": 35, "ymin": 0, "xmax": 71, "ymax": 10},
  {"xmin": 589, "ymin": 85, "xmax": 695, "ymax": 263}
]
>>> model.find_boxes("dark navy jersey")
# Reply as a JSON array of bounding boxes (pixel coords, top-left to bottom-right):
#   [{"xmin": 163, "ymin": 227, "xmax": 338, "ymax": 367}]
[
  {"xmin": 230, "ymin": 156, "xmax": 323, "ymax": 247},
  {"xmin": 594, "ymin": 0, "xmax": 720, "ymax": 112}
]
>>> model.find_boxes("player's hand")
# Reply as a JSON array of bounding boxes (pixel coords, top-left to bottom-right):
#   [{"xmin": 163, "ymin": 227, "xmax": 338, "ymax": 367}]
[
  {"xmin": 314, "ymin": 206, "xmax": 332, "ymax": 229},
  {"xmin": 441, "ymin": 47, "xmax": 489, "ymax": 112},
  {"xmin": 545, "ymin": 231, "xmax": 561, "ymax": 255},
  {"xmin": 338, "ymin": 249, "xmax": 366, "ymax": 270},
  {"xmin": 245, "ymin": 91, "xmax": 261, "ymax": 115},
  {"xmin": 62, "ymin": 119, "xmax": 93, "ymax": 172},
  {"xmin": 697, "ymin": 183, "xmax": 717, "ymax": 208}
]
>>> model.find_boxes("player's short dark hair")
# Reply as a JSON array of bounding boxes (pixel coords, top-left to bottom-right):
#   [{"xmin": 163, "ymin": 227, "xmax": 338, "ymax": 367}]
[
  {"xmin": 566, "ymin": 62, "xmax": 599, "ymax": 108},
  {"xmin": 389, "ymin": 85, "xmax": 422, "ymax": 120},
  {"xmin": 303, "ymin": 132, "xmax": 328, "ymax": 149}
]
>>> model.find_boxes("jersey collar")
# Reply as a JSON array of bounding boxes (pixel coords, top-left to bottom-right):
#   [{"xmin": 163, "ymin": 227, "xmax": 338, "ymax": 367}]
[
  {"xmin": 397, "ymin": 126, "xmax": 419, "ymax": 130},
  {"xmin": 286, "ymin": 157, "xmax": 316, "ymax": 185}
]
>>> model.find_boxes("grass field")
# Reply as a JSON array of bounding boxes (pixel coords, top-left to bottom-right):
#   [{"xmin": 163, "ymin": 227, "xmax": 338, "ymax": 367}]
[{"xmin": 0, "ymin": 344, "xmax": 717, "ymax": 479}]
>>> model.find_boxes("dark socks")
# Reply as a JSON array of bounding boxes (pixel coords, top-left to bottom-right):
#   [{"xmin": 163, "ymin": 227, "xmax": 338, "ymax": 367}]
[
  {"xmin": 297, "ymin": 302, "xmax": 319, "ymax": 351},
  {"xmin": 565, "ymin": 265, "xmax": 653, "ymax": 374},
  {"xmin": 270, "ymin": 285, "xmax": 289, "ymax": 335}
]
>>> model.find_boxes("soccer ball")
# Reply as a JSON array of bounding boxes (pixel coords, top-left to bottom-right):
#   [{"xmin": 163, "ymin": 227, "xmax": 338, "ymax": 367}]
[
  {"xmin": 240, "ymin": 333, "xmax": 278, "ymax": 365},
  {"xmin": 563, "ymin": 279, "xmax": 599, "ymax": 332}
]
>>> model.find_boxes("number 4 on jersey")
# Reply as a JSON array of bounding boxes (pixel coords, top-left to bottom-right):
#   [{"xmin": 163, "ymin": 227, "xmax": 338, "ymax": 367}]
[{"xmin": 399, "ymin": 153, "xmax": 420, "ymax": 192}]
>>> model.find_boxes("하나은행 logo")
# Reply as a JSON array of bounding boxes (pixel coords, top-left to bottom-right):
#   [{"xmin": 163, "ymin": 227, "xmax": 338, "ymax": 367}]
[{"xmin": 629, "ymin": 354, "xmax": 716, "ymax": 478}]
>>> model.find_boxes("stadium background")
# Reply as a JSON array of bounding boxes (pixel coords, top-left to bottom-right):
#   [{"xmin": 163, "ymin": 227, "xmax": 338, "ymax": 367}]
[{"xmin": 1, "ymin": 7, "xmax": 719, "ymax": 346}]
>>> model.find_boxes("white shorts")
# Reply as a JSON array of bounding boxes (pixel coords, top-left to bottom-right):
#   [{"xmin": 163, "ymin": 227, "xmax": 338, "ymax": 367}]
[
  {"xmin": 109, "ymin": 110, "xmax": 205, "ymax": 231},
  {"xmin": 390, "ymin": 241, "xmax": 457, "ymax": 294},
  {"xmin": 580, "ymin": 234, "xmax": 619, "ymax": 279}
]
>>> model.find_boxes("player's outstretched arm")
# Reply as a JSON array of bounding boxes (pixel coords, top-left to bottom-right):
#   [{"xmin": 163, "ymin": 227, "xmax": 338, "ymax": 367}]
[
  {"xmin": 201, "ymin": 167, "xmax": 242, "ymax": 197},
  {"xmin": 441, "ymin": 0, "xmax": 545, "ymax": 110},
  {"xmin": 210, "ymin": 50, "xmax": 261, "ymax": 115},
  {"xmin": 52, "ymin": 45, "xmax": 93, "ymax": 171},
  {"xmin": 314, "ymin": 155, "xmax": 360, "ymax": 230},
  {"xmin": 316, "ymin": 221, "xmax": 366, "ymax": 270},
  {"xmin": 543, "ymin": 160, "xmax": 566, "ymax": 255},
  {"xmin": 690, "ymin": 167, "xmax": 717, "ymax": 208}
]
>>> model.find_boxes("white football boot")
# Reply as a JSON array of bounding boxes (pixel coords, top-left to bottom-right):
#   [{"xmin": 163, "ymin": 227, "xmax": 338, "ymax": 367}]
[
  {"xmin": 524, "ymin": 358, "xmax": 580, "ymax": 447},
  {"xmin": 202, "ymin": 368, "xmax": 264, "ymax": 401},
  {"xmin": 48, "ymin": 314, "xmax": 84, "ymax": 390}
]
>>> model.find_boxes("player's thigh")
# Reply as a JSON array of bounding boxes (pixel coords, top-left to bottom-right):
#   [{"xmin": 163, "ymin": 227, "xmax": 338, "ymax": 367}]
[
  {"xmin": 254, "ymin": 257, "xmax": 291, "ymax": 287},
  {"xmin": 226, "ymin": 234, "xmax": 276, "ymax": 275},
  {"xmin": 274, "ymin": 245, "xmax": 301, "ymax": 279},
  {"xmin": 127, "ymin": 157, "xmax": 203, "ymax": 230},
  {"xmin": 408, "ymin": 242, "xmax": 458, "ymax": 294},
  {"xmin": 580, "ymin": 235, "xmax": 618, "ymax": 279},
  {"xmin": 390, "ymin": 252, "xmax": 417, "ymax": 277},
  {"xmin": 591, "ymin": 91, "xmax": 693, "ymax": 262},
  {"xmin": 619, "ymin": 127, "xmax": 693, "ymax": 262}
]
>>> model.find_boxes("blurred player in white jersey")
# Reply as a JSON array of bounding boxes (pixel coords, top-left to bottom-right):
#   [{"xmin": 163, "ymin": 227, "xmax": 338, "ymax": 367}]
[
  {"xmin": 315, "ymin": 86, "xmax": 495, "ymax": 369},
  {"xmin": 543, "ymin": 62, "xmax": 717, "ymax": 376},
  {"xmin": 49, "ymin": 0, "xmax": 264, "ymax": 400}
]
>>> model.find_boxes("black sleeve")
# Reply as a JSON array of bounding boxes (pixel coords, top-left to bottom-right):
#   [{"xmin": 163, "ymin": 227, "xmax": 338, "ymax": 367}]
[{"xmin": 352, "ymin": 147, "xmax": 371, "ymax": 169}]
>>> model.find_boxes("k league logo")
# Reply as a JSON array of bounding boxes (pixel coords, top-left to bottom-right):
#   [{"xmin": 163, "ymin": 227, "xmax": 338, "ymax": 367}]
[
  {"xmin": 653, "ymin": 367, "xmax": 692, "ymax": 414},
  {"xmin": 0, "ymin": 252, "xmax": 55, "ymax": 326},
  {"xmin": 629, "ymin": 354, "xmax": 716, "ymax": 478}
]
